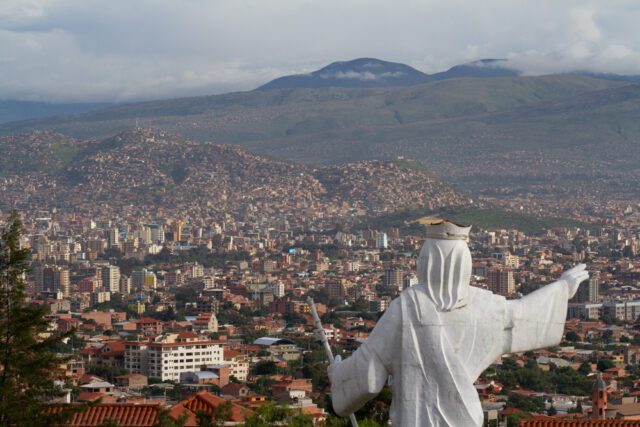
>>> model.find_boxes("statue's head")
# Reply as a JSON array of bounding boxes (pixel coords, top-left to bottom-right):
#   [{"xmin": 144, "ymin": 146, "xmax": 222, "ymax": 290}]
[{"xmin": 417, "ymin": 220, "xmax": 472, "ymax": 311}]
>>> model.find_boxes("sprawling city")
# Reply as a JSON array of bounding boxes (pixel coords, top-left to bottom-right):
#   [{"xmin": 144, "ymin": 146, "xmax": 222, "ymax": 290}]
[{"xmin": 3, "ymin": 1, "xmax": 640, "ymax": 426}]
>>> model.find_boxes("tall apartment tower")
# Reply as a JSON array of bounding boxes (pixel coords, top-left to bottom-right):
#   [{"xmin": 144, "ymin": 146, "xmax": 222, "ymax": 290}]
[
  {"xmin": 173, "ymin": 220, "xmax": 184, "ymax": 242},
  {"xmin": 149, "ymin": 224, "xmax": 165, "ymax": 243},
  {"xmin": 102, "ymin": 265, "xmax": 121, "ymax": 293},
  {"xmin": 403, "ymin": 273, "xmax": 419, "ymax": 290},
  {"xmin": 42, "ymin": 265, "xmax": 70, "ymax": 296},
  {"xmin": 106, "ymin": 227, "xmax": 120, "ymax": 248},
  {"xmin": 384, "ymin": 267, "xmax": 404, "ymax": 290},
  {"xmin": 376, "ymin": 233, "xmax": 388, "ymax": 249},
  {"xmin": 488, "ymin": 268, "xmax": 515, "ymax": 296},
  {"xmin": 572, "ymin": 277, "xmax": 599, "ymax": 303},
  {"xmin": 119, "ymin": 274, "xmax": 131, "ymax": 295}
]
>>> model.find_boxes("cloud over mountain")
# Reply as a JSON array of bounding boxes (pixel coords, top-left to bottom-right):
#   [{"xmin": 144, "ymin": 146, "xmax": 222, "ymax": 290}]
[{"xmin": 1, "ymin": 0, "xmax": 640, "ymax": 102}]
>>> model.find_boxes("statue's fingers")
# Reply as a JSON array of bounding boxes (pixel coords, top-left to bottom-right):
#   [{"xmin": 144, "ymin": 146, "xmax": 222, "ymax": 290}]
[
  {"xmin": 570, "ymin": 271, "xmax": 588, "ymax": 279},
  {"xmin": 569, "ymin": 272, "xmax": 589, "ymax": 283},
  {"xmin": 570, "ymin": 264, "xmax": 587, "ymax": 272}
]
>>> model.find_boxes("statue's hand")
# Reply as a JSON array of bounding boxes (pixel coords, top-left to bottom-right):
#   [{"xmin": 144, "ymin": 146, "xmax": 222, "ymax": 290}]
[{"xmin": 560, "ymin": 264, "xmax": 589, "ymax": 298}]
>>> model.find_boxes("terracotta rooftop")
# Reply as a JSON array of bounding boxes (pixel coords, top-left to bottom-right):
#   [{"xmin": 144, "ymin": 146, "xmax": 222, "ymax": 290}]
[
  {"xmin": 171, "ymin": 390, "xmax": 252, "ymax": 424},
  {"xmin": 51, "ymin": 404, "xmax": 160, "ymax": 426},
  {"xmin": 519, "ymin": 417, "xmax": 640, "ymax": 426}
]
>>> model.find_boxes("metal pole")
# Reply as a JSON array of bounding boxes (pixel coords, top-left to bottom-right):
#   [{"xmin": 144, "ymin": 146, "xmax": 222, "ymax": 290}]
[{"xmin": 308, "ymin": 297, "xmax": 359, "ymax": 427}]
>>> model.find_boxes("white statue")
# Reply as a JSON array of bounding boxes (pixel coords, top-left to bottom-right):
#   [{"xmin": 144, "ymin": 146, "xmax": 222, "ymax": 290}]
[{"xmin": 328, "ymin": 220, "xmax": 588, "ymax": 426}]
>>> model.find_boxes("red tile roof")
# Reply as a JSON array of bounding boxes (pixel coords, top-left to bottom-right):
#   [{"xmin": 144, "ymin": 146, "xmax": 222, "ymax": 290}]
[
  {"xmin": 52, "ymin": 404, "xmax": 160, "ymax": 426},
  {"xmin": 171, "ymin": 391, "xmax": 252, "ymax": 424},
  {"xmin": 520, "ymin": 417, "xmax": 640, "ymax": 426}
]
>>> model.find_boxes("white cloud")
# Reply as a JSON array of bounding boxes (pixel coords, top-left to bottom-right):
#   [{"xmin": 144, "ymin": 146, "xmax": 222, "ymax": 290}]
[{"xmin": 1, "ymin": 0, "xmax": 639, "ymax": 102}]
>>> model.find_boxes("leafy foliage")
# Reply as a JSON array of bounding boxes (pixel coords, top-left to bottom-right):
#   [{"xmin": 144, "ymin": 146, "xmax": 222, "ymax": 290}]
[
  {"xmin": 241, "ymin": 403, "xmax": 313, "ymax": 426},
  {"xmin": 0, "ymin": 212, "xmax": 84, "ymax": 426},
  {"xmin": 494, "ymin": 357, "xmax": 592, "ymax": 396}
]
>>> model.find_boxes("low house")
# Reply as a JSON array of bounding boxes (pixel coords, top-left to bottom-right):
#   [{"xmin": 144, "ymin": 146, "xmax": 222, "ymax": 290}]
[
  {"xmin": 180, "ymin": 365, "xmax": 230, "ymax": 387},
  {"xmin": 253, "ymin": 337, "xmax": 300, "ymax": 361},
  {"xmin": 135, "ymin": 317, "xmax": 164, "ymax": 336},
  {"xmin": 192, "ymin": 312, "xmax": 219, "ymax": 334},
  {"xmin": 220, "ymin": 383, "xmax": 252, "ymax": 398},
  {"xmin": 271, "ymin": 378, "xmax": 313, "ymax": 403},
  {"xmin": 115, "ymin": 373, "xmax": 148, "ymax": 389}
]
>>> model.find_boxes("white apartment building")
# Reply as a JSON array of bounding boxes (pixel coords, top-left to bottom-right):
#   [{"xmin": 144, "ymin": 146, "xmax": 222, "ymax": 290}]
[
  {"xmin": 124, "ymin": 332, "xmax": 224, "ymax": 381},
  {"xmin": 102, "ymin": 265, "xmax": 121, "ymax": 293}
]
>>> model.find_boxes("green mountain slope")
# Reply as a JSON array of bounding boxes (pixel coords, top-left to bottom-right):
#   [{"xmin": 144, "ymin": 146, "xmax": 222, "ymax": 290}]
[{"xmin": 0, "ymin": 75, "xmax": 624, "ymax": 156}]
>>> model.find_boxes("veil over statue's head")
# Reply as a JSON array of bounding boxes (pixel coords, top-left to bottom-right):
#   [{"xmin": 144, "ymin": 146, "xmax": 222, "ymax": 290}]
[{"xmin": 417, "ymin": 220, "xmax": 472, "ymax": 311}]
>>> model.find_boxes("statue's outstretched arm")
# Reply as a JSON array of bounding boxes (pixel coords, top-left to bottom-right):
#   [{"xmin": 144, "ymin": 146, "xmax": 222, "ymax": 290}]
[
  {"xmin": 327, "ymin": 299, "xmax": 399, "ymax": 416},
  {"xmin": 503, "ymin": 264, "xmax": 588, "ymax": 354},
  {"xmin": 328, "ymin": 342, "xmax": 389, "ymax": 416}
]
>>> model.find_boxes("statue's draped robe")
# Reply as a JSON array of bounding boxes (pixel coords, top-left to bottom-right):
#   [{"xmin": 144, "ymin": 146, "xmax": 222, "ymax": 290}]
[{"xmin": 329, "ymin": 282, "xmax": 569, "ymax": 426}]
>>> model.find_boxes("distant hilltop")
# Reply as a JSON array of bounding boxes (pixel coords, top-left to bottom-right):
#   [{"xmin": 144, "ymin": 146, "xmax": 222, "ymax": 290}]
[{"xmin": 257, "ymin": 57, "xmax": 519, "ymax": 90}]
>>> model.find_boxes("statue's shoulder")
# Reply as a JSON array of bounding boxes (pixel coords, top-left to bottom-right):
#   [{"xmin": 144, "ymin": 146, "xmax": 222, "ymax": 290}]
[{"xmin": 467, "ymin": 285, "xmax": 506, "ymax": 305}]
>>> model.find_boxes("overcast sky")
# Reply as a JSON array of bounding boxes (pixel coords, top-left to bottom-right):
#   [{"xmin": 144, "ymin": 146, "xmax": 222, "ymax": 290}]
[{"xmin": 2, "ymin": 0, "xmax": 640, "ymax": 103}]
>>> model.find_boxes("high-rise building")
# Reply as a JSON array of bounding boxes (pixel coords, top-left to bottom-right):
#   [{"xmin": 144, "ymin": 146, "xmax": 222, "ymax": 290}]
[
  {"xmin": 106, "ymin": 227, "xmax": 120, "ymax": 248},
  {"xmin": 41, "ymin": 265, "xmax": 70, "ymax": 296},
  {"xmin": 572, "ymin": 277, "xmax": 599, "ymax": 303},
  {"xmin": 132, "ymin": 268, "xmax": 157, "ymax": 290},
  {"xmin": 262, "ymin": 260, "xmax": 277, "ymax": 273},
  {"xmin": 271, "ymin": 282, "xmax": 285, "ymax": 298},
  {"xmin": 384, "ymin": 267, "xmax": 404, "ymax": 290},
  {"xmin": 124, "ymin": 333, "xmax": 224, "ymax": 381},
  {"xmin": 119, "ymin": 274, "xmax": 131, "ymax": 295},
  {"xmin": 488, "ymin": 268, "xmax": 515, "ymax": 296},
  {"xmin": 90, "ymin": 291, "xmax": 111, "ymax": 305},
  {"xmin": 327, "ymin": 282, "xmax": 347, "ymax": 299},
  {"xmin": 102, "ymin": 265, "xmax": 121, "ymax": 293},
  {"xmin": 370, "ymin": 297, "xmax": 391, "ymax": 313},
  {"xmin": 185, "ymin": 262, "xmax": 204, "ymax": 278},
  {"xmin": 403, "ymin": 273, "xmax": 419, "ymax": 290},
  {"xmin": 173, "ymin": 220, "xmax": 184, "ymax": 242},
  {"xmin": 376, "ymin": 233, "xmax": 388, "ymax": 249},
  {"xmin": 494, "ymin": 251, "xmax": 520, "ymax": 269},
  {"xmin": 149, "ymin": 224, "xmax": 165, "ymax": 243}
]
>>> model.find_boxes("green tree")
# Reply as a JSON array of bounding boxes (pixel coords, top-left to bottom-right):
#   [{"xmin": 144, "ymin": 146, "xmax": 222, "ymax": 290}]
[
  {"xmin": 155, "ymin": 407, "xmax": 187, "ymax": 427},
  {"xmin": 578, "ymin": 361, "xmax": 592, "ymax": 375},
  {"xmin": 253, "ymin": 360, "xmax": 278, "ymax": 376},
  {"xmin": 506, "ymin": 394, "xmax": 546, "ymax": 413},
  {"xmin": 0, "ymin": 213, "xmax": 82, "ymax": 426},
  {"xmin": 196, "ymin": 410, "xmax": 214, "ymax": 427},
  {"xmin": 565, "ymin": 331, "xmax": 580, "ymax": 342},
  {"xmin": 213, "ymin": 401, "xmax": 233, "ymax": 426},
  {"xmin": 597, "ymin": 359, "xmax": 615, "ymax": 372},
  {"xmin": 242, "ymin": 403, "xmax": 313, "ymax": 426}
]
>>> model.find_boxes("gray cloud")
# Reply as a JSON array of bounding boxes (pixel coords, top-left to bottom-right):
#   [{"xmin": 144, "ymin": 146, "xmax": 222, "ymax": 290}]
[{"xmin": 1, "ymin": 0, "xmax": 640, "ymax": 102}]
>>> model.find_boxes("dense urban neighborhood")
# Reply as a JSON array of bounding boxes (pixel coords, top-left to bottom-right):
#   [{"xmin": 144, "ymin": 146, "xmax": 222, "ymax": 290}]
[{"xmin": 3, "ymin": 136, "xmax": 640, "ymax": 426}]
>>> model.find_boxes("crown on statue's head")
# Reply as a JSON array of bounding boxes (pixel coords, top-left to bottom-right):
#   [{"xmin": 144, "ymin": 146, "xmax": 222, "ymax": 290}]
[{"xmin": 425, "ymin": 219, "xmax": 471, "ymax": 241}]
